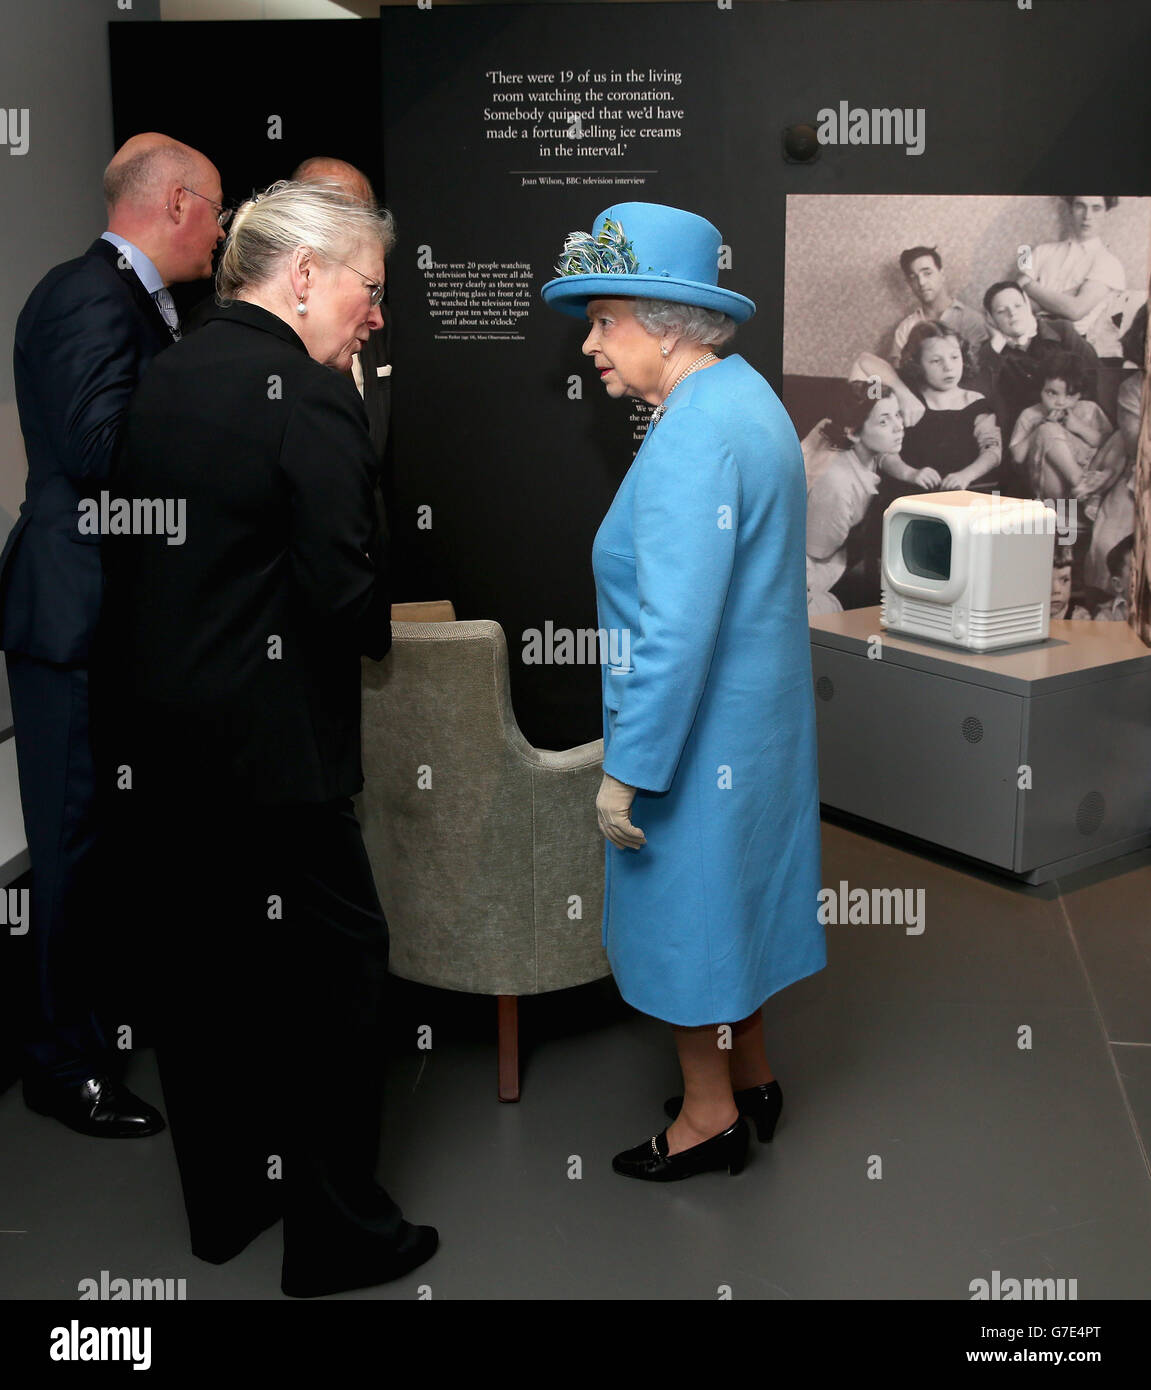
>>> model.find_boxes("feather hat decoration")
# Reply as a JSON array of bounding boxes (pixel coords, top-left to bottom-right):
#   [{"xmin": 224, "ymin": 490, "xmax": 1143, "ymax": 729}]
[
  {"xmin": 541, "ymin": 203, "xmax": 755, "ymax": 322},
  {"xmin": 554, "ymin": 217, "xmax": 642, "ymax": 278}
]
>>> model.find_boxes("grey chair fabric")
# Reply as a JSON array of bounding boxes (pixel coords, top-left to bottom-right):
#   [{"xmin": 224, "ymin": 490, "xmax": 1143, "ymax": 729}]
[{"xmin": 357, "ymin": 620, "xmax": 610, "ymax": 997}]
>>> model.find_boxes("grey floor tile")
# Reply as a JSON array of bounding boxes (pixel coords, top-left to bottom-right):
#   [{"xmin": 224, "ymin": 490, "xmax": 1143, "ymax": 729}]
[
  {"xmin": 1057, "ymin": 847, "xmax": 1151, "ymax": 1044},
  {"xmin": 2, "ymin": 820, "xmax": 1150, "ymax": 1300},
  {"xmin": 1111, "ymin": 1042, "xmax": 1151, "ymax": 1175}
]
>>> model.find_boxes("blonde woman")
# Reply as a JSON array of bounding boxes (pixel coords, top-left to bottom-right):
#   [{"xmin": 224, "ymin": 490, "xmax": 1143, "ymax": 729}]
[{"xmin": 101, "ymin": 181, "xmax": 436, "ymax": 1297}]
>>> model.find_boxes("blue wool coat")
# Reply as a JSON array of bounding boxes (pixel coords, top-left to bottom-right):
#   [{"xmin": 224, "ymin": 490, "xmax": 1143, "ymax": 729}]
[{"xmin": 592, "ymin": 354, "xmax": 825, "ymax": 1026}]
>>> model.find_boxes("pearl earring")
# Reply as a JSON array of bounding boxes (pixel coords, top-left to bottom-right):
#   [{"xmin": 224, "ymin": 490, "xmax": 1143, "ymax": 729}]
[
  {"xmin": 660, "ymin": 345, "xmax": 669, "ymax": 357},
  {"xmin": 296, "ymin": 298, "xmax": 307, "ymax": 315}
]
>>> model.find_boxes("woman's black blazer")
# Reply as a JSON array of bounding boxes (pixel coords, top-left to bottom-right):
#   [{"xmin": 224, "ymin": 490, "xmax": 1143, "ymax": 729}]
[{"xmin": 101, "ymin": 299, "xmax": 390, "ymax": 806}]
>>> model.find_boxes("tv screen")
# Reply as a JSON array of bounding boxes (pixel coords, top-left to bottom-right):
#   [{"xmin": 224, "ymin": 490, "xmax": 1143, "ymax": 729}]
[{"xmin": 901, "ymin": 518, "xmax": 952, "ymax": 582}]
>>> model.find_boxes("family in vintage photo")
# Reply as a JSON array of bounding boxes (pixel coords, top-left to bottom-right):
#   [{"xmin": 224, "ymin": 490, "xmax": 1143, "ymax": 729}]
[{"xmin": 791, "ymin": 196, "xmax": 1146, "ymax": 620}]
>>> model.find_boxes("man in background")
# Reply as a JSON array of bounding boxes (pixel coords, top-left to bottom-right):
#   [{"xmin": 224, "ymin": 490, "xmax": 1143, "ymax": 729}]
[
  {"xmin": 0, "ymin": 133, "xmax": 225, "ymax": 1137},
  {"xmin": 292, "ymin": 156, "xmax": 392, "ymax": 465},
  {"xmin": 891, "ymin": 244, "xmax": 988, "ymax": 363}
]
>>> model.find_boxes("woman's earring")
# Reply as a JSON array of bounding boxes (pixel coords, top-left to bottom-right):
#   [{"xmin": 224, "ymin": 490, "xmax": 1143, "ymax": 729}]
[
  {"xmin": 660, "ymin": 345, "xmax": 669, "ymax": 357},
  {"xmin": 296, "ymin": 298, "xmax": 308, "ymax": 315}
]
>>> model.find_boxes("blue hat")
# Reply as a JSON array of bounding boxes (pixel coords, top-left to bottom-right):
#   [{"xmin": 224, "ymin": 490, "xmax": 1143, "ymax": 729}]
[{"xmin": 540, "ymin": 202, "xmax": 755, "ymax": 323}]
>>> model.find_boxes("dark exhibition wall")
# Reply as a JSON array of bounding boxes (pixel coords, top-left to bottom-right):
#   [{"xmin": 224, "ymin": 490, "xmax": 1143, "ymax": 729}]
[
  {"xmin": 110, "ymin": 2, "xmax": 1151, "ymax": 748},
  {"xmin": 108, "ymin": 18, "xmax": 385, "ymax": 325}
]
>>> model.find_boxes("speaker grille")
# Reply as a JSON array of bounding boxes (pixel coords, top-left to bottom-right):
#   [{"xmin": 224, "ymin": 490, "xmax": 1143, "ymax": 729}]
[
  {"xmin": 901, "ymin": 598, "xmax": 952, "ymax": 632},
  {"xmin": 961, "ymin": 716, "xmax": 984, "ymax": 744},
  {"xmin": 968, "ymin": 603, "xmax": 1046, "ymax": 639},
  {"xmin": 1076, "ymin": 790, "xmax": 1105, "ymax": 836},
  {"xmin": 815, "ymin": 675, "xmax": 834, "ymax": 702}
]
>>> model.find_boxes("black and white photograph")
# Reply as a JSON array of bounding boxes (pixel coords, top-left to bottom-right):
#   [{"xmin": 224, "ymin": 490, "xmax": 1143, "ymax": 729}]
[{"xmin": 785, "ymin": 193, "xmax": 1150, "ymax": 620}]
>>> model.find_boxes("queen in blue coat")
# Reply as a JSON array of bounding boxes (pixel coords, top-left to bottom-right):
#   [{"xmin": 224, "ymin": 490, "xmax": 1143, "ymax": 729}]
[{"xmin": 542, "ymin": 204, "xmax": 825, "ymax": 1183}]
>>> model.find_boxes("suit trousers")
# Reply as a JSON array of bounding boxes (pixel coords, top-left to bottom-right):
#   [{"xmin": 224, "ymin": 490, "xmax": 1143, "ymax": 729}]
[
  {"xmin": 6, "ymin": 653, "xmax": 109, "ymax": 1084},
  {"xmin": 138, "ymin": 791, "xmax": 407, "ymax": 1271}
]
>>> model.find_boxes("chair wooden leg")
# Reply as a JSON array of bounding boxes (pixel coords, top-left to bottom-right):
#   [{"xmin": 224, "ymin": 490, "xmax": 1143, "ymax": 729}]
[{"xmin": 497, "ymin": 995, "xmax": 520, "ymax": 1102}]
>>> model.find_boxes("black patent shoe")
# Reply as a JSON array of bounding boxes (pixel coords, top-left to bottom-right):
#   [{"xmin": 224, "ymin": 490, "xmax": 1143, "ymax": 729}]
[
  {"xmin": 664, "ymin": 1080, "xmax": 782, "ymax": 1143},
  {"xmin": 24, "ymin": 1075, "xmax": 166, "ymax": 1138},
  {"xmin": 612, "ymin": 1117, "xmax": 748, "ymax": 1181}
]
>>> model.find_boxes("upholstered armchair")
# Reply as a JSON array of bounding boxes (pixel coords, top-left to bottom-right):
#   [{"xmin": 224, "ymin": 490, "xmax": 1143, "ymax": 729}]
[{"xmin": 357, "ymin": 606, "xmax": 610, "ymax": 1099}]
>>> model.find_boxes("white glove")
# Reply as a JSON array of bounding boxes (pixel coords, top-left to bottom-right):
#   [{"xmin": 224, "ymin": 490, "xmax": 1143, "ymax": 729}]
[{"xmin": 596, "ymin": 772, "xmax": 646, "ymax": 850}]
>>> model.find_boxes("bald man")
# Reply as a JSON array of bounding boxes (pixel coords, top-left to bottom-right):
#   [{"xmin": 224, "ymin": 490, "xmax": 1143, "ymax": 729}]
[
  {"xmin": 292, "ymin": 156, "xmax": 393, "ymax": 464},
  {"xmin": 0, "ymin": 133, "xmax": 224, "ymax": 1138},
  {"xmin": 292, "ymin": 154, "xmax": 375, "ymax": 208}
]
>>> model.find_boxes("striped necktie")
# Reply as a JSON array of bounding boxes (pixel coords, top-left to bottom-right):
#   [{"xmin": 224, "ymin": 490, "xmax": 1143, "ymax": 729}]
[{"xmin": 151, "ymin": 287, "xmax": 181, "ymax": 341}]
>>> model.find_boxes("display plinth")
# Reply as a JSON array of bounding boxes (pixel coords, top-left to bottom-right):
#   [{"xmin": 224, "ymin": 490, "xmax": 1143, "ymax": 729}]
[{"xmin": 809, "ymin": 607, "xmax": 1151, "ymax": 883}]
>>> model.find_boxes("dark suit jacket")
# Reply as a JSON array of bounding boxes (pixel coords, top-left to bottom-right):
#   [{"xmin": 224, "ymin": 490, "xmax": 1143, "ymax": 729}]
[
  {"xmin": 358, "ymin": 316, "xmax": 392, "ymax": 463},
  {"xmin": 0, "ymin": 238, "xmax": 174, "ymax": 664},
  {"xmin": 100, "ymin": 299, "xmax": 390, "ymax": 807},
  {"xmin": 184, "ymin": 293, "xmax": 391, "ymax": 462}
]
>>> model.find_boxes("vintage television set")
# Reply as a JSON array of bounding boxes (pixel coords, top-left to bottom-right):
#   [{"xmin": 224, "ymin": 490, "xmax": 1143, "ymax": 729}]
[{"xmin": 880, "ymin": 492, "xmax": 1058, "ymax": 651}]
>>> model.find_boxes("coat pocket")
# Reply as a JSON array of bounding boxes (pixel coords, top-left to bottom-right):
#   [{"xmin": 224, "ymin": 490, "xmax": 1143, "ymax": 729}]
[{"xmin": 603, "ymin": 665, "xmax": 633, "ymax": 711}]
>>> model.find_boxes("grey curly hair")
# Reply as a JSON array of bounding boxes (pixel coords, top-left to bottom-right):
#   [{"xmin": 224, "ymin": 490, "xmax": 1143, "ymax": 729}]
[
  {"xmin": 633, "ymin": 298, "xmax": 737, "ymax": 348},
  {"xmin": 217, "ymin": 179, "xmax": 396, "ymax": 301}
]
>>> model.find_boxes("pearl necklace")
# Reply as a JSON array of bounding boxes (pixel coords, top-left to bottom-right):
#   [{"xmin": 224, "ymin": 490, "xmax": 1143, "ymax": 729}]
[{"xmin": 649, "ymin": 352, "xmax": 717, "ymax": 427}]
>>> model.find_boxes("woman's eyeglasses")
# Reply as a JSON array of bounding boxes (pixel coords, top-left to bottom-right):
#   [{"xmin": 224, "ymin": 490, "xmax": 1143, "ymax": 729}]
[{"xmin": 337, "ymin": 262, "xmax": 385, "ymax": 308}]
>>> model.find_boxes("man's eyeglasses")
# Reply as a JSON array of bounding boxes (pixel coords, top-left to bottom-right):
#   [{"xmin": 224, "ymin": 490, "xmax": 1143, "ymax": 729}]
[
  {"xmin": 337, "ymin": 261, "xmax": 385, "ymax": 308},
  {"xmin": 180, "ymin": 186, "xmax": 233, "ymax": 229}
]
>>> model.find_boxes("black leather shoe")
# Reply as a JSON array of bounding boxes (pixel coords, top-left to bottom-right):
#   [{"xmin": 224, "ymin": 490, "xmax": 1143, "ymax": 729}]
[
  {"xmin": 612, "ymin": 1118, "xmax": 748, "ymax": 1181},
  {"xmin": 281, "ymin": 1222, "xmax": 439, "ymax": 1298},
  {"xmin": 24, "ymin": 1075, "xmax": 166, "ymax": 1138},
  {"xmin": 664, "ymin": 1080, "xmax": 782, "ymax": 1142}
]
